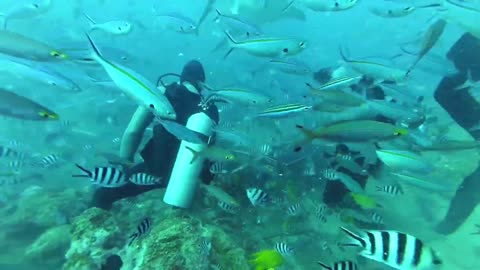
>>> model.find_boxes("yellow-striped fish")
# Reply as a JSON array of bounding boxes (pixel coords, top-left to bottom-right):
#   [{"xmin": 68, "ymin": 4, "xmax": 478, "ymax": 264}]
[
  {"xmin": 256, "ymin": 103, "xmax": 312, "ymax": 118},
  {"xmin": 0, "ymin": 30, "xmax": 66, "ymax": 61},
  {"xmin": 85, "ymin": 33, "xmax": 176, "ymax": 120}
]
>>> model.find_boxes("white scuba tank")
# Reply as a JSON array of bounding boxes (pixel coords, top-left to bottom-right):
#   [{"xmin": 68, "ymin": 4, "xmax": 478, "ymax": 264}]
[{"xmin": 163, "ymin": 111, "xmax": 214, "ymax": 208}]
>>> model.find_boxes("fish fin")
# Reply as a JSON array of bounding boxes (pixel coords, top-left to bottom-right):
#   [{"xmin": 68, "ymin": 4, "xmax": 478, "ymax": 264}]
[
  {"xmin": 213, "ymin": 8, "xmax": 223, "ymax": 22},
  {"xmin": 224, "ymin": 30, "xmax": 239, "ymax": 45},
  {"xmin": 339, "ymin": 226, "xmax": 366, "ymax": 248},
  {"xmin": 85, "ymin": 32, "xmax": 103, "ymax": 58},
  {"xmin": 82, "ymin": 12, "xmax": 96, "ymax": 26},
  {"xmin": 73, "ymin": 163, "xmax": 92, "ymax": 178},
  {"xmin": 282, "ymin": 0, "xmax": 296, "ymax": 13},
  {"xmin": 317, "ymin": 261, "xmax": 332, "ymax": 270},
  {"xmin": 184, "ymin": 146, "xmax": 199, "ymax": 164},
  {"xmin": 127, "ymin": 233, "xmax": 138, "ymax": 246},
  {"xmin": 224, "ymin": 48, "xmax": 234, "ymax": 59},
  {"xmin": 338, "ymin": 44, "xmax": 352, "ymax": 63}
]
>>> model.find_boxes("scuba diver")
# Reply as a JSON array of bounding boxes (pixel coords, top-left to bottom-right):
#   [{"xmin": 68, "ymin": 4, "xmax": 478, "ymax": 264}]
[
  {"xmin": 315, "ymin": 33, "xmax": 480, "ymax": 234},
  {"xmin": 433, "ymin": 33, "xmax": 480, "ymax": 235},
  {"xmin": 91, "ymin": 60, "xmax": 219, "ymax": 210}
]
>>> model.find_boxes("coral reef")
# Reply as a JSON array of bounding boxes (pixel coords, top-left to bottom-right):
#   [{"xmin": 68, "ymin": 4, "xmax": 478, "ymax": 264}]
[
  {"xmin": 63, "ymin": 207, "xmax": 123, "ymax": 270},
  {"xmin": 60, "ymin": 189, "xmax": 250, "ymax": 270}
]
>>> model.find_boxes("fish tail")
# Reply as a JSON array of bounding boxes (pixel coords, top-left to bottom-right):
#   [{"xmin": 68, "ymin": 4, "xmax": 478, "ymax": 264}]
[
  {"xmin": 184, "ymin": 146, "xmax": 199, "ymax": 164},
  {"xmin": 213, "ymin": 8, "xmax": 222, "ymax": 22},
  {"xmin": 127, "ymin": 233, "xmax": 138, "ymax": 246},
  {"xmin": 73, "ymin": 163, "xmax": 92, "ymax": 178},
  {"xmin": 339, "ymin": 226, "xmax": 367, "ymax": 248},
  {"xmin": 295, "ymin": 125, "xmax": 316, "ymax": 139},
  {"xmin": 85, "ymin": 32, "xmax": 103, "ymax": 59},
  {"xmin": 338, "ymin": 44, "xmax": 350, "ymax": 62},
  {"xmin": 293, "ymin": 125, "xmax": 315, "ymax": 152},
  {"xmin": 317, "ymin": 261, "xmax": 332, "ymax": 270}
]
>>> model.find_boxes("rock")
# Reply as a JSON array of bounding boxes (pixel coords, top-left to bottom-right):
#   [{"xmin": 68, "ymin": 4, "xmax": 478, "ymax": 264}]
[
  {"xmin": 24, "ymin": 225, "xmax": 71, "ymax": 267},
  {"xmin": 62, "ymin": 207, "xmax": 123, "ymax": 270}
]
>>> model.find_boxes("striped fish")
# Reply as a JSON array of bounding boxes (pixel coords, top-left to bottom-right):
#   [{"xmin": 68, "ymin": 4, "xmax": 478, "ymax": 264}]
[
  {"xmin": 318, "ymin": 260, "xmax": 358, "ymax": 270},
  {"xmin": 340, "ymin": 227, "xmax": 442, "ymax": 270},
  {"xmin": 321, "ymin": 168, "xmax": 338, "ymax": 180},
  {"xmin": 274, "ymin": 242, "xmax": 294, "ymax": 255},
  {"xmin": 246, "ymin": 188, "xmax": 269, "ymax": 206},
  {"xmin": 256, "ymin": 103, "xmax": 312, "ymax": 118},
  {"xmin": 39, "ymin": 154, "xmax": 61, "ymax": 168},
  {"xmin": 8, "ymin": 159, "xmax": 25, "ymax": 172},
  {"xmin": 128, "ymin": 218, "xmax": 152, "ymax": 246},
  {"xmin": 73, "ymin": 164, "xmax": 127, "ymax": 187},
  {"xmin": 128, "ymin": 173, "xmax": 161, "ymax": 185},
  {"xmin": 286, "ymin": 203, "xmax": 301, "ymax": 216},
  {"xmin": 217, "ymin": 201, "xmax": 237, "ymax": 213},
  {"xmin": 209, "ymin": 162, "xmax": 228, "ymax": 174},
  {"xmin": 260, "ymin": 143, "xmax": 273, "ymax": 155},
  {"xmin": 112, "ymin": 137, "xmax": 120, "ymax": 144},
  {"xmin": 376, "ymin": 185, "xmax": 403, "ymax": 196},
  {"xmin": 313, "ymin": 75, "xmax": 362, "ymax": 91}
]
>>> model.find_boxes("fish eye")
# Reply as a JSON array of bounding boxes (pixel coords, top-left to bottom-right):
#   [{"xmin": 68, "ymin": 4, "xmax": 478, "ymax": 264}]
[
  {"xmin": 149, "ymin": 104, "xmax": 155, "ymax": 109},
  {"xmin": 387, "ymin": 10, "xmax": 393, "ymax": 15},
  {"xmin": 50, "ymin": 82, "xmax": 57, "ymax": 86},
  {"xmin": 283, "ymin": 48, "xmax": 289, "ymax": 53},
  {"xmin": 39, "ymin": 111, "xmax": 49, "ymax": 118},
  {"xmin": 299, "ymin": 42, "xmax": 305, "ymax": 47},
  {"xmin": 33, "ymin": 4, "xmax": 39, "ymax": 8},
  {"xmin": 118, "ymin": 27, "xmax": 122, "ymax": 31},
  {"xmin": 334, "ymin": 2, "xmax": 339, "ymax": 7},
  {"xmin": 394, "ymin": 132, "xmax": 402, "ymax": 136}
]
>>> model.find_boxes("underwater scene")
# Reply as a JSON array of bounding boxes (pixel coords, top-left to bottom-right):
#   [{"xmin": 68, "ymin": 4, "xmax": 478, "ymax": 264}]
[{"xmin": 0, "ymin": 0, "xmax": 480, "ymax": 269}]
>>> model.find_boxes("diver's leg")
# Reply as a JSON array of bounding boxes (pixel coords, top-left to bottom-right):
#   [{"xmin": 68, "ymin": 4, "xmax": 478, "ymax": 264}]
[
  {"xmin": 437, "ymin": 166, "xmax": 480, "ymax": 234},
  {"xmin": 120, "ymin": 106, "xmax": 154, "ymax": 162}
]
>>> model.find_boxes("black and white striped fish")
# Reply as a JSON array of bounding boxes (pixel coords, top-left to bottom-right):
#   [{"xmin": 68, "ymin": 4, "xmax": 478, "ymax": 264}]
[
  {"xmin": 39, "ymin": 154, "xmax": 61, "ymax": 168},
  {"xmin": 286, "ymin": 203, "xmax": 301, "ymax": 216},
  {"xmin": 8, "ymin": 159, "xmax": 25, "ymax": 172},
  {"xmin": 246, "ymin": 188, "xmax": 269, "ymax": 206},
  {"xmin": 376, "ymin": 185, "xmax": 403, "ymax": 196},
  {"xmin": 321, "ymin": 168, "xmax": 337, "ymax": 180},
  {"xmin": 340, "ymin": 227, "xmax": 442, "ymax": 270},
  {"xmin": 128, "ymin": 218, "xmax": 152, "ymax": 246},
  {"xmin": 318, "ymin": 260, "xmax": 358, "ymax": 270},
  {"xmin": 274, "ymin": 242, "xmax": 294, "ymax": 255},
  {"xmin": 209, "ymin": 162, "xmax": 229, "ymax": 174},
  {"xmin": 73, "ymin": 164, "xmax": 127, "ymax": 187},
  {"xmin": 112, "ymin": 137, "xmax": 120, "ymax": 144},
  {"xmin": 218, "ymin": 201, "xmax": 237, "ymax": 213},
  {"xmin": 82, "ymin": 144, "xmax": 94, "ymax": 151},
  {"xmin": 260, "ymin": 143, "xmax": 273, "ymax": 155},
  {"xmin": 128, "ymin": 173, "xmax": 161, "ymax": 185}
]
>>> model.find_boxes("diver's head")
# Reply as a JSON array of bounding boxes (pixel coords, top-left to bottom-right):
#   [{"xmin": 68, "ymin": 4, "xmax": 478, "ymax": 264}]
[{"xmin": 181, "ymin": 60, "xmax": 205, "ymax": 92}]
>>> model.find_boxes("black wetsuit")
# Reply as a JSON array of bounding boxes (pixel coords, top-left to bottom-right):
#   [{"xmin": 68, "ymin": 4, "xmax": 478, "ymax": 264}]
[
  {"xmin": 434, "ymin": 33, "xmax": 480, "ymax": 234},
  {"xmin": 90, "ymin": 61, "xmax": 219, "ymax": 210}
]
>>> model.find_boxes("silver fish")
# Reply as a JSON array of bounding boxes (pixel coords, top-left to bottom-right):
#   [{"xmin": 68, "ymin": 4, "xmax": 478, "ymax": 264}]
[{"xmin": 156, "ymin": 119, "xmax": 209, "ymax": 144}]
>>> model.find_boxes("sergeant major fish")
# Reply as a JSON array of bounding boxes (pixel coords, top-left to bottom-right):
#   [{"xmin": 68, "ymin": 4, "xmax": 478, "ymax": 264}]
[
  {"xmin": 128, "ymin": 218, "xmax": 152, "ymax": 246},
  {"xmin": 340, "ymin": 226, "xmax": 442, "ymax": 270},
  {"xmin": 73, "ymin": 163, "xmax": 128, "ymax": 188}
]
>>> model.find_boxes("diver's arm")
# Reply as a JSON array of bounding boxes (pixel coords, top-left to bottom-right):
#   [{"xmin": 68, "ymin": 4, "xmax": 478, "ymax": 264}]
[{"xmin": 120, "ymin": 106, "xmax": 155, "ymax": 162}]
